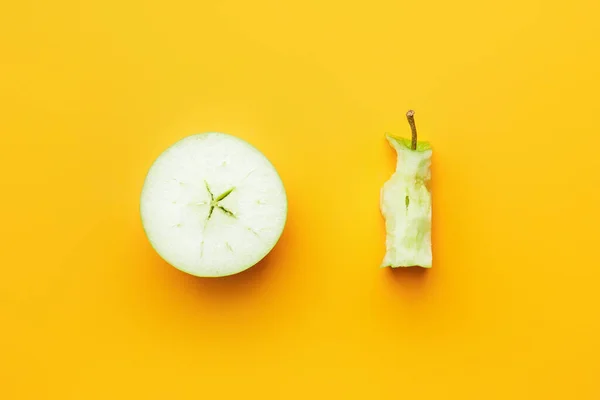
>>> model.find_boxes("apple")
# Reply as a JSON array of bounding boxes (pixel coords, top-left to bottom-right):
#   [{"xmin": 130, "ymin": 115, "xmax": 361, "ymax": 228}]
[
  {"xmin": 380, "ymin": 110, "xmax": 432, "ymax": 268},
  {"xmin": 140, "ymin": 132, "xmax": 288, "ymax": 277}
]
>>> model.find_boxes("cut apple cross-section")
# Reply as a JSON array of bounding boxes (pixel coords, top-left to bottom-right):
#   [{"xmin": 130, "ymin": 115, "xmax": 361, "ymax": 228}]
[{"xmin": 140, "ymin": 132, "xmax": 288, "ymax": 277}]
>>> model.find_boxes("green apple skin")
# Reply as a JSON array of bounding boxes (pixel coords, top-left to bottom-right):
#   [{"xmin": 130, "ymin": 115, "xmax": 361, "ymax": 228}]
[{"xmin": 380, "ymin": 135, "xmax": 432, "ymax": 268}]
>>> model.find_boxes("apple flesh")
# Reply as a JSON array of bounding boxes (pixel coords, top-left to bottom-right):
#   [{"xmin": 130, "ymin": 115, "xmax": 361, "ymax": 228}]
[
  {"xmin": 140, "ymin": 132, "xmax": 287, "ymax": 277},
  {"xmin": 380, "ymin": 135, "xmax": 432, "ymax": 268}
]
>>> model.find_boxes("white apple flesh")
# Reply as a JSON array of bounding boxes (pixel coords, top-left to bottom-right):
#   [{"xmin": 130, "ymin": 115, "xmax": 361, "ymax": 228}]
[
  {"xmin": 140, "ymin": 132, "xmax": 287, "ymax": 277},
  {"xmin": 380, "ymin": 112, "xmax": 432, "ymax": 268}
]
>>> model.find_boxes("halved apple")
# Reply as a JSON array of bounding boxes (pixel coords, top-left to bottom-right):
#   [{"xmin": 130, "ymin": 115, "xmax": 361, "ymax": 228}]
[{"xmin": 140, "ymin": 132, "xmax": 288, "ymax": 277}]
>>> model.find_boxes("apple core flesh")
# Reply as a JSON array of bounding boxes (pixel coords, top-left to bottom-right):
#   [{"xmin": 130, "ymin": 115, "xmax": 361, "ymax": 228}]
[
  {"xmin": 140, "ymin": 132, "xmax": 287, "ymax": 277},
  {"xmin": 380, "ymin": 135, "xmax": 432, "ymax": 268}
]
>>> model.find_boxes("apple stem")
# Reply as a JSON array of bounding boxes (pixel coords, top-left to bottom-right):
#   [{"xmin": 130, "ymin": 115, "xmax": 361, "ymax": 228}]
[{"xmin": 406, "ymin": 110, "xmax": 417, "ymax": 150}]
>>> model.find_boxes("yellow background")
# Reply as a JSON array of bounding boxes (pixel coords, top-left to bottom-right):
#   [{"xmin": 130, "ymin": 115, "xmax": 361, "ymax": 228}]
[{"xmin": 1, "ymin": 0, "xmax": 599, "ymax": 398}]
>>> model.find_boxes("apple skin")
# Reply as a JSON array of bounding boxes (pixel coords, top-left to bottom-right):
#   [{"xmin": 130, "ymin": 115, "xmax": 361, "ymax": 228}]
[
  {"xmin": 140, "ymin": 132, "xmax": 288, "ymax": 277},
  {"xmin": 380, "ymin": 134, "xmax": 432, "ymax": 268}
]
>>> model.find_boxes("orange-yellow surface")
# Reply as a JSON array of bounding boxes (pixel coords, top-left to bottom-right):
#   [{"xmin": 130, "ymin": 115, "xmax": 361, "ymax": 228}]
[{"xmin": 2, "ymin": 1, "xmax": 599, "ymax": 398}]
